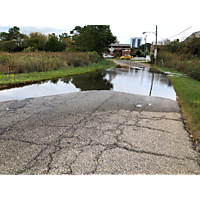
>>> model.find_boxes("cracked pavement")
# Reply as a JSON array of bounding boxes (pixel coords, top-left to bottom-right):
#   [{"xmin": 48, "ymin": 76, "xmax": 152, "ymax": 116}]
[{"xmin": 0, "ymin": 91, "xmax": 199, "ymax": 174}]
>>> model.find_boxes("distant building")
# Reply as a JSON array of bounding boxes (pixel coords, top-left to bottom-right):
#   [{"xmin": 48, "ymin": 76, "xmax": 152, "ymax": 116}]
[
  {"xmin": 150, "ymin": 41, "xmax": 163, "ymax": 52},
  {"xmin": 186, "ymin": 31, "xmax": 200, "ymax": 39},
  {"xmin": 105, "ymin": 43, "xmax": 131, "ymax": 57},
  {"xmin": 130, "ymin": 37, "xmax": 142, "ymax": 48}
]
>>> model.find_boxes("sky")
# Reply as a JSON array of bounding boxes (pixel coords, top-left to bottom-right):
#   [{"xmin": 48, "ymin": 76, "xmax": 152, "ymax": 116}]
[{"xmin": 0, "ymin": 25, "xmax": 200, "ymax": 44}]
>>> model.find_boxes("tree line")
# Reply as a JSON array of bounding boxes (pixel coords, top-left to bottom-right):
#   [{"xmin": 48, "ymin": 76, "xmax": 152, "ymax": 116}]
[{"xmin": 0, "ymin": 25, "xmax": 116, "ymax": 55}]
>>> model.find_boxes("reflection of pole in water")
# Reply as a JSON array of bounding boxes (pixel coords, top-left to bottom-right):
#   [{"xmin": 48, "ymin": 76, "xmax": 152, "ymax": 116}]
[
  {"xmin": 140, "ymin": 68, "xmax": 145, "ymax": 84},
  {"xmin": 149, "ymin": 71, "xmax": 154, "ymax": 96}
]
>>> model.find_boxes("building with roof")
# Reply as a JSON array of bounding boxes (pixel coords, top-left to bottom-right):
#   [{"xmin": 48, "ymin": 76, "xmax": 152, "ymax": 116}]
[
  {"xmin": 187, "ymin": 31, "xmax": 200, "ymax": 39},
  {"xmin": 130, "ymin": 37, "xmax": 142, "ymax": 48},
  {"xmin": 106, "ymin": 43, "xmax": 131, "ymax": 57},
  {"xmin": 150, "ymin": 41, "xmax": 163, "ymax": 52}
]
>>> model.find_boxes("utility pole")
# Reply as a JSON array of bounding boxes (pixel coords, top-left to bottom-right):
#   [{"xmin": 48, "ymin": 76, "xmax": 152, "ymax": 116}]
[{"xmin": 155, "ymin": 25, "xmax": 157, "ymax": 65}]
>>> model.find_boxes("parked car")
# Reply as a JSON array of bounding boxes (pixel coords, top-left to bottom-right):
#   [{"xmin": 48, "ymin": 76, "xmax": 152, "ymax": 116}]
[
  {"xmin": 120, "ymin": 54, "xmax": 131, "ymax": 60},
  {"xmin": 103, "ymin": 54, "xmax": 113, "ymax": 58},
  {"xmin": 107, "ymin": 55, "xmax": 113, "ymax": 58},
  {"xmin": 103, "ymin": 54, "xmax": 107, "ymax": 58}
]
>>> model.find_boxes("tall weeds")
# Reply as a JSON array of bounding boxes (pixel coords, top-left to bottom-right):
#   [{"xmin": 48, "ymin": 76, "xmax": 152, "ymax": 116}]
[
  {"xmin": 157, "ymin": 51, "xmax": 200, "ymax": 81},
  {"xmin": 0, "ymin": 51, "xmax": 101, "ymax": 74}
]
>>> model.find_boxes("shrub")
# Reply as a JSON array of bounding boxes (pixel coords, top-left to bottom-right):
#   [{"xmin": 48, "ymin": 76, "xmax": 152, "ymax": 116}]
[
  {"xmin": 88, "ymin": 51, "xmax": 100, "ymax": 63},
  {"xmin": 22, "ymin": 47, "xmax": 35, "ymax": 52}
]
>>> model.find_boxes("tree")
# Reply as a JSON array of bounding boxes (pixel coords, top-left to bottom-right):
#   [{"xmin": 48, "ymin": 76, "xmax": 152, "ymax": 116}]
[
  {"xmin": 0, "ymin": 26, "xmax": 27, "ymax": 52},
  {"xmin": 0, "ymin": 32, "xmax": 8, "ymax": 41},
  {"xmin": 7, "ymin": 26, "xmax": 21, "ymax": 40},
  {"xmin": 70, "ymin": 25, "xmax": 116, "ymax": 55},
  {"xmin": 59, "ymin": 32, "xmax": 71, "ymax": 42},
  {"xmin": 44, "ymin": 36, "xmax": 66, "ymax": 52},
  {"xmin": 25, "ymin": 32, "xmax": 47, "ymax": 51},
  {"xmin": 59, "ymin": 32, "xmax": 75, "ymax": 51},
  {"xmin": 139, "ymin": 43, "xmax": 151, "ymax": 53}
]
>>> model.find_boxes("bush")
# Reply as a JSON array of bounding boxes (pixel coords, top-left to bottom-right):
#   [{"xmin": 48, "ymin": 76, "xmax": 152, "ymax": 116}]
[
  {"xmin": 88, "ymin": 51, "xmax": 100, "ymax": 63},
  {"xmin": 22, "ymin": 47, "xmax": 35, "ymax": 52}
]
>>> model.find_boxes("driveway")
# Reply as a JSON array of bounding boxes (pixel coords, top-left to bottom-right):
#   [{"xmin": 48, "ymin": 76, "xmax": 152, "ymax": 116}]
[{"xmin": 0, "ymin": 90, "xmax": 199, "ymax": 175}]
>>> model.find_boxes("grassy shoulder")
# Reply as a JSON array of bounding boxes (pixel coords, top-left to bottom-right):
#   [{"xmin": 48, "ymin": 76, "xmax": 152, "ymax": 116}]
[
  {"xmin": 0, "ymin": 60, "xmax": 116, "ymax": 89},
  {"xmin": 152, "ymin": 64, "xmax": 200, "ymax": 142}
]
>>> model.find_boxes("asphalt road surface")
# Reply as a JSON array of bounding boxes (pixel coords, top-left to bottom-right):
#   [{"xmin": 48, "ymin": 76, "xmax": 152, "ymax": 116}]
[{"xmin": 0, "ymin": 90, "xmax": 199, "ymax": 175}]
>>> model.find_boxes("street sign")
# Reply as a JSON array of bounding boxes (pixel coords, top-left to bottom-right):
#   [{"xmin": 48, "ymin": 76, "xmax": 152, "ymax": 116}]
[
  {"xmin": 154, "ymin": 49, "xmax": 157, "ymax": 58},
  {"xmin": 108, "ymin": 47, "xmax": 114, "ymax": 54}
]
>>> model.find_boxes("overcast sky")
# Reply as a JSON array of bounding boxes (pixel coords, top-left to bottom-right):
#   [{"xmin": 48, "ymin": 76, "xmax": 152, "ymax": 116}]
[{"xmin": 0, "ymin": 25, "xmax": 200, "ymax": 44}]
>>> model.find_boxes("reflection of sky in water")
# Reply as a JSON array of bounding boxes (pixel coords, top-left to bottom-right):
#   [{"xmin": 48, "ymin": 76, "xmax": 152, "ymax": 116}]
[
  {"xmin": 0, "ymin": 80, "xmax": 80, "ymax": 102},
  {"xmin": 104, "ymin": 67, "xmax": 176, "ymax": 101},
  {"xmin": 0, "ymin": 66, "xmax": 177, "ymax": 102}
]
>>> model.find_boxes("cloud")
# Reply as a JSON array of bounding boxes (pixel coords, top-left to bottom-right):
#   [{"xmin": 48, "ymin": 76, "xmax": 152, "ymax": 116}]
[
  {"xmin": 19, "ymin": 26, "xmax": 73, "ymax": 36},
  {"xmin": 0, "ymin": 26, "xmax": 75, "ymax": 38}
]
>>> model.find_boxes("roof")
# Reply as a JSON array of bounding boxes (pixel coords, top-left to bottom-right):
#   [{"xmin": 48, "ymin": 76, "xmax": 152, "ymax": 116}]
[
  {"xmin": 151, "ymin": 41, "xmax": 163, "ymax": 45},
  {"xmin": 187, "ymin": 31, "xmax": 200, "ymax": 39},
  {"xmin": 110, "ymin": 43, "xmax": 131, "ymax": 47}
]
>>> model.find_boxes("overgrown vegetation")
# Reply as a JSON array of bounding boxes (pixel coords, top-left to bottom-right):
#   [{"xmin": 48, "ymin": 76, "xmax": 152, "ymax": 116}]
[
  {"xmin": 0, "ymin": 56, "xmax": 115, "ymax": 87},
  {"xmin": 155, "ymin": 51, "xmax": 200, "ymax": 80},
  {"xmin": 154, "ymin": 36, "xmax": 200, "ymax": 80},
  {"xmin": 0, "ymin": 51, "xmax": 100, "ymax": 74}
]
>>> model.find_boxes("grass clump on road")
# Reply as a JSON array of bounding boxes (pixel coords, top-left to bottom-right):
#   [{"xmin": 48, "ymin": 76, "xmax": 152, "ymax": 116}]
[{"xmin": 153, "ymin": 65, "xmax": 200, "ymax": 142}]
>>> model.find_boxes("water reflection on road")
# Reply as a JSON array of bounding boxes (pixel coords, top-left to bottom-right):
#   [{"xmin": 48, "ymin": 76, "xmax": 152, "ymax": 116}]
[{"xmin": 0, "ymin": 65, "xmax": 176, "ymax": 102}]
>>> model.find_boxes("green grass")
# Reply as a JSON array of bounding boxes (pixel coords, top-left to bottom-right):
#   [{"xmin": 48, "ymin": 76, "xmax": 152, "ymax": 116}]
[
  {"xmin": 152, "ymin": 65, "xmax": 200, "ymax": 142},
  {"xmin": 0, "ymin": 61, "xmax": 116, "ymax": 88}
]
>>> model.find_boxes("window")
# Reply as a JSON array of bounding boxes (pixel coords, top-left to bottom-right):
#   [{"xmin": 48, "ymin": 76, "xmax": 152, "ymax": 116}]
[
  {"xmin": 132, "ymin": 39, "xmax": 136, "ymax": 48},
  {"xmin": 138, "ymin": 39, "xmax": 141, "ymax": 47}
]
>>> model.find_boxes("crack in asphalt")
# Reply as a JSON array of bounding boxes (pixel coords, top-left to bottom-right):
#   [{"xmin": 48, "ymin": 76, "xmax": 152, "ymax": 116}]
[{"xmin": 1, "ymin": 92, "xmax": 199, "ymax": 175}]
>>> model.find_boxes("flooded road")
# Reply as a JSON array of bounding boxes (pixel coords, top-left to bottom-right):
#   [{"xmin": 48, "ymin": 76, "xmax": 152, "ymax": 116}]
[{"xmin": 0, "ymin": 61, "xmax": 176, "ymax": 102}]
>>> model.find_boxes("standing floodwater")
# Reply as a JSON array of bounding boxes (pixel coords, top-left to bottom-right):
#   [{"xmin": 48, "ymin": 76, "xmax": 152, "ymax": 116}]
[{"xmin": 0, "ymin": 65, "xmax": 176, "ymax": 102}]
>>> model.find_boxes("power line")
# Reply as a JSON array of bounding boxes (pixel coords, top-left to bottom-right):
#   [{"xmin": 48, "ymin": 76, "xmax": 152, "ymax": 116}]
[
  {"xmin": 143, "ymin": 26, "xmax": 193, "ymax": 43},
  {"xmin": 166, "ymin": 26, "xmax": 192, "ymax": 39}
]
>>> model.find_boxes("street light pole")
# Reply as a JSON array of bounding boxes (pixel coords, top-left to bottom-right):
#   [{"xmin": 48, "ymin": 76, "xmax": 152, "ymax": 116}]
[{"xmin": 155, "ymin": 25, "xmax": 157, "ymax": 65}]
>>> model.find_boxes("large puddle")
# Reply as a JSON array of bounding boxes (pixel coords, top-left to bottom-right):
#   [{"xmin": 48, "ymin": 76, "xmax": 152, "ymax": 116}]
[{"xmin": 0, "ymin": 65, "xmax": 176, "ymax": 102}]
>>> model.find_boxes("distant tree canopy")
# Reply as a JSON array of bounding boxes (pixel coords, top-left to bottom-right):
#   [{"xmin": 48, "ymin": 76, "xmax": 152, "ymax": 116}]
[
  {"xmin": 0, "ymin": 26, "xmax": 27, "ymax": 52},
  {"xmin": 70, "ymin": 25, "xmax": 117, "ymax": 55},
  {"xmin": 0, "ymin": 25, "xmax": 116, "ymax": 53},
  {"xmin": 25, "ymin": 32, "xmax": 47, "ymax": 51}
]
